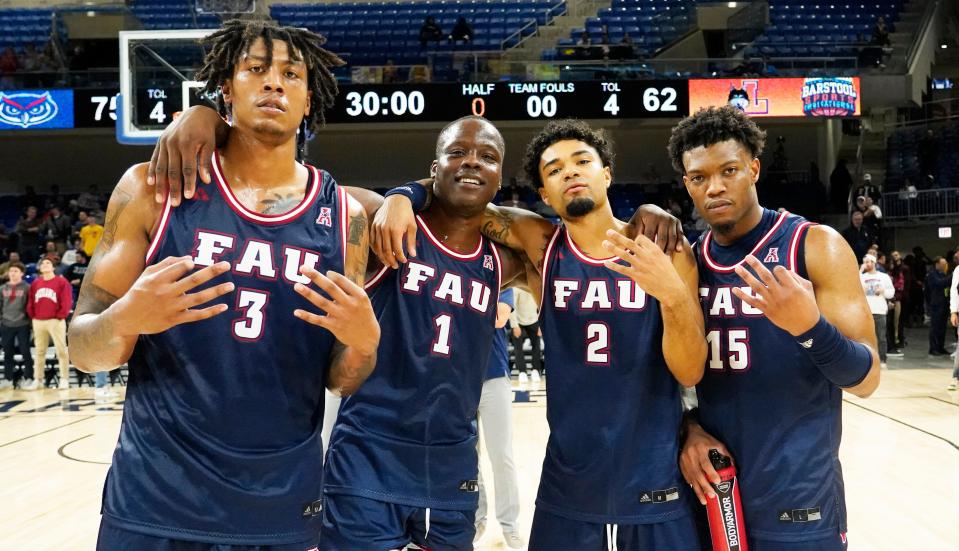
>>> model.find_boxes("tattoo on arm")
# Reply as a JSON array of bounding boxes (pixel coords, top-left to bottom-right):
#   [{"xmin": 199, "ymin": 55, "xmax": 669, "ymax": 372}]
[
  {"xmin": 345, "ymin": 210, "xmax": 370, "ymax": 286},
  {"xmin": 480, "ymin": 209, "xmax": 513, "ymax": 244}
]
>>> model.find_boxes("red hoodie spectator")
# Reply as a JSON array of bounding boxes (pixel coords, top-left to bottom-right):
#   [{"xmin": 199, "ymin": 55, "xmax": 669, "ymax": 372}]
[
  {"xmin": 28, "ymin": 258, "xmax": 73, "ymax": 388},
  {"xmin": 27, "ymin": 264, "xmax": 72, "ymax": 320}
]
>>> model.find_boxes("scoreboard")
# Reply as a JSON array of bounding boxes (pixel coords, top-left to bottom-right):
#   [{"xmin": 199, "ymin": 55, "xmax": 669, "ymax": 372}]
[
  {"xmin": 0, "ymin": 77, "xmax": 862, "ymax": 132},
  {"xmin": 326, "ymin": 80, "xmax": 689, "ymax": 123}
]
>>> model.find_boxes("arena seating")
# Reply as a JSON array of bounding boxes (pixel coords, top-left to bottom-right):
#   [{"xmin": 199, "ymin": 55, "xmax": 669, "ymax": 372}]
[
  {"xmin": 557, "ymin": 0, "xmax": 695, "ymax": 60},
  {"xmin": 748, "ymin": 1, "xmax": 902, "ymax": 59},
  {"xmin": 886, "ymin": 121, "xmax": 959, "ymax": 192},
  {"xmin": 270, "ymin": 0, "xmax": 564, "ymax": 65},
  {"xmin": 131, "ymin": 0, "xmax": 221, "ymax": 30},
  {"xmin": 0, "ymin": 8, "xmax": 54, "ymax": 51}
]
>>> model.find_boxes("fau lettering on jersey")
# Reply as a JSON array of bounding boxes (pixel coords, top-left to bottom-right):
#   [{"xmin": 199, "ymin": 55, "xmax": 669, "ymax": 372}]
[
  {"xmin": 324, "ymin": 214, "xmax": 501, "ymax": 511},
  {"xmin": 536, "ymin": 226, "xmax": 692, "ymax": 524},
  {"xmin": 694, "ymin": 209, "xmax": 847, "ymax": 542},
  {"xmin": 102, "ymin": 152, "xmax": 347, "ymax": 545}
]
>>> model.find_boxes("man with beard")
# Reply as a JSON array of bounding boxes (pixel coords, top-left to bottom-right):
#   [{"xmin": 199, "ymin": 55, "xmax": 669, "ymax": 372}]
[
  {"xmin": 374, "ymin": 119, "xmax": 705, "ymax": 550},
  {"xmin": 673, "ymin": 106, "xmax": 880, "ymax": 551}
]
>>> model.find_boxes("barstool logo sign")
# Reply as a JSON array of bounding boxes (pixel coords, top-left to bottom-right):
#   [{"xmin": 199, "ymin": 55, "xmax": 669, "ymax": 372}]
[
  {"xmin": 801, "ymin": 78, "xmax": 858, "ymax": 117},
  {"xmin": 0, "ymin": 90, "xmax": 74, "ymax": 130}
]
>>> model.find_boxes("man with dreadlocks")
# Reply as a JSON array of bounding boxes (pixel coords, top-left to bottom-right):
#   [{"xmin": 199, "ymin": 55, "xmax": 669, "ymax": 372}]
[{"xmin": 69, "ymin": 20, "xmax": 380, "ymax": 550}]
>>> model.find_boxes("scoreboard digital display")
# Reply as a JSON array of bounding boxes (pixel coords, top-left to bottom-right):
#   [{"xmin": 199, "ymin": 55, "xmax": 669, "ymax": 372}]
[
  {"xmin": 0, "ymin": 77, "xmax": 863, "ymax": 134},
  {"xmin": 325, "ymin": 80, "xmax": 690, "ymax": 123}
]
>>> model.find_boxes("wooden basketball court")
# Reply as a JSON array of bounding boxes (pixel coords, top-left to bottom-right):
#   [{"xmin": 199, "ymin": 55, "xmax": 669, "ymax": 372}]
[{"xmin": 0, "ymin": 362, "xmax": 956, "ymax": 550}]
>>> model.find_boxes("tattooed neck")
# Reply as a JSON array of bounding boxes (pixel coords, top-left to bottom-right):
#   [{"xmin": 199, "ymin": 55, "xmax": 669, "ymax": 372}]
[{"xmin": 258, "ymin": 192, "xmax": 304, "ymax": 215}]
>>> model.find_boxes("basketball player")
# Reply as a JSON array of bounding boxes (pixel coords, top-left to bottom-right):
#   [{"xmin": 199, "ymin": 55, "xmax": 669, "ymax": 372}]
[
  {"xmin": 375, "ymin": 119, "xmax": 706, "ymax": 550},
  {"xmin": 319, "ymin": 116, "xmax": 534, "ymax": 551},
  {"xmin": 671, "ymin": 106, "xmax": 880, "ymax": 551},
  {"xmin": 69, "ymin": 21, "xmax": 379, "ymax": 550}
]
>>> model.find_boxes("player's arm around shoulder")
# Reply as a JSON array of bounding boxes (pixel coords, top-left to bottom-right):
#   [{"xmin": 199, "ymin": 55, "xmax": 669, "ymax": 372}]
[
  {"xmin": 295, "ymin": 195, "xmax": 380, "ymax": 397},
  {"xmin": 496, "ymin": 243, "xmax": 541, "ymax": 300},
  {"xmin": 804, "ymin": 224, "xmax": 880, "ymax": 397},
  {"xmin": 480, "ymin": 204, "xmax": 556, "ymax": 274},
  {"xmin": 662, "ymin": 239, "xmax": 707, "ymax": 386},
  {"xmin": 70, "ymin": 163, "xmax": 235, "ymax": 372}
]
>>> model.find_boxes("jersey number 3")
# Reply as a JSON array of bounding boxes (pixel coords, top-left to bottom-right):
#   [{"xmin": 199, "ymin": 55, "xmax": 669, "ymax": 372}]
[
  {"xmin": 706, "ymin": 329, "xmax": 750, "ymax": 371},
  {"xmin": 233, "ymin": 289, "xmax": 269, "ymax": 341}
]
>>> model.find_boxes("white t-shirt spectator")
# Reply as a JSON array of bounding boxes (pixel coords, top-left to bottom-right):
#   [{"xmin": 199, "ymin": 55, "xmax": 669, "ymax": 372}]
[{"xmin": 860, "ymin": 270, "xmax": 894, "ymax": 315}]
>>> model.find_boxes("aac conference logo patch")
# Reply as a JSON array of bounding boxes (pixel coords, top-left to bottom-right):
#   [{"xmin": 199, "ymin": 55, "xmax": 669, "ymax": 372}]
[{"xmin": 0, "ymin": 90, "xmax": 74, "ymax": 130}]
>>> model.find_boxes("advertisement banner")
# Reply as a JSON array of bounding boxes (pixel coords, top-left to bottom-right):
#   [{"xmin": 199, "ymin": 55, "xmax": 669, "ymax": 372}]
[
  {"xmin": 0, "ymin": 89, "xmax": 75, "ymax": 129},
  {"xmin": 688, "ymin": 77, "xmax": 861, "ymax": 117}
]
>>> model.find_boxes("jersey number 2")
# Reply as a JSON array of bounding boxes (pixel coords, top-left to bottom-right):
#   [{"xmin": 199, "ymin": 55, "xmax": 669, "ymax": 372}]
[
  {"xmin": 586, "ymin": 322, "xmax": 610, "ymax": 365},
  {"xmin": 233, "ymin": 289, "xmax": 269, "ymax": 341}
]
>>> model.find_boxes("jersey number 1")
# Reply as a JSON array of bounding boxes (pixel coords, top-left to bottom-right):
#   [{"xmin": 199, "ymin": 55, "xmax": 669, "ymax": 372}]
[{"xmin": 432, "ymin": 313, "xmax": 452, "ymax": 356}]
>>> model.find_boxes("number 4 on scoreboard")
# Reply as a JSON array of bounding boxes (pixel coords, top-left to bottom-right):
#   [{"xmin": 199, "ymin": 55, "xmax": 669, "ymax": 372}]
[{"xmin": 603, "ymin": 94, "xmax": 620, "ymax": 116}]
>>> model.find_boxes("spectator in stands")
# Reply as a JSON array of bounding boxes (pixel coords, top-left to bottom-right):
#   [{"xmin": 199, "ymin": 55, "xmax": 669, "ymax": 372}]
[
  {"xmin": 576, "ymin": 31, "xmax": 591, "ymax": 47},
  {"xmin": 852, "ymin": 173, "xmax": 880, "ymax": 204},
  {"xmin": 641, "ymin": 162, "xmax": 661, "ymax": 186},
  {"xmin": 63, "ymin": 250, "xmax": 88, "ymax": 303},
  {"xmin": 27, "ymin": 258, "xmax": 72, "ymax": 389},
  {"xmin": 79, "ymin": 214, "xmax": 104, "ymax": 257},
  {"xmin": 73, "ymin": 210, "xmax": 89, "ymax": 233},
  {"xmin": 872, "ymin": 16, "xmax": 891, "ymax": 47},
  {"xmin": 20, "ymin": 44, "xmax": 40, "ymax": 72},
  {"xmin": 0, "ymin": 46, "xmax": 20, "ymax": 75},
  {"xmin": 475, "ymin": 288, "xmax": 525, "ymax": 550},
  {"xmin": 0, "ymin": 262, "xmax": 34, "ymax": 390},
  {"xmin": 0, "ymin": 251, "xmax": 22, "ymax": 282},
  {"xmin": 501, "ymin": 189, "xmax": 528, "ymax": 209},
  {"xmin": 450, "ymin": 16, "xmax": 474, "ymax": 43},
  {"xmin": 419, "ymin": 16, "xmax": 444, "ymax": 49},
  {"xmin": 382, "ymin": 59, "xmax": 400, "ymax": 84},
  {"xmin": 949, "ymin": 257, "xmax": 959, "ymax": 389},
  {"xmin": 60, "ymin": 238, "xmax": 80, "ymax": 269},
  {"xmin": 40, "ymin": 240, "xmax": 60, "ymax": 268},
  {"xmin": 830, "ymin": 158, "xmax": 854, "ymax": 213},
  {"xmin": 618, "ymin": 32, "xmax": 637, "ymax": 59},
  {"xmin": 842, "ymin": 211, "xmax": 873, "ymax": 262},
  {"xmin": 77, "ymin": 184, "xmax": 102, "ymax": 213},
  {"xmin": 887, "ymin": 250, "xmax": 910, "ymax": 355},
  {"xmin": 857, "ymin": 195, "xmax": 882, "ymax": 243},
  {"xmin": 42, "ymin": 205, "xmax": 72, "ymax": 254},
  {"xmin": 925, "ymin": 256, "xmax": 951, "ymax": 356},
  {"xmin": 860, "ymin": 253, "xmax": 894, "ymax": 368},
  {"xmin": 15, "ymin": 206, "xmax": 43, "ymax": 263},
  {"xmin": 509, "ymin": 288, "xmax": 542, "ymax": 386}
]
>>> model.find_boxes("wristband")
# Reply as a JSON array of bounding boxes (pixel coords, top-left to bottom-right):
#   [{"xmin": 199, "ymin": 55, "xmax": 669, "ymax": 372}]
[
  {"xmin": 384, "ymin": 182, "xmax": 428, "ymax": 212},
  {"xmin": 795, "ymin": 316, "xmax": 872, "ymax": 388}
]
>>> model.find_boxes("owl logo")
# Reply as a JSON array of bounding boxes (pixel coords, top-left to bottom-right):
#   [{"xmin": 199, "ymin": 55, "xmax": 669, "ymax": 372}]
[
  {"xmin": 727, "ymin": 86, "xmax": 750, "ymax": 111},
  {"xmin": 0, "ymin": 92, "xmax": 60, "ymax": 128}
]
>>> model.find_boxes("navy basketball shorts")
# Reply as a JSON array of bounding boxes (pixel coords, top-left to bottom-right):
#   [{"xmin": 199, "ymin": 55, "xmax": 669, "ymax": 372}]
[
  {"xmin": 96, "ymin": 520, "xmax": 319, "ymax": 551},
  {"xmin": 320, "ymin": 493, "xmax": 475, "ymax": 551},
  {"xmin": 528, "ymin": 507, "xmax": 703, "ymax": 551},
  {"xmin": 748, "ymin": 533, "xmax": 849, "ymax": 551}
]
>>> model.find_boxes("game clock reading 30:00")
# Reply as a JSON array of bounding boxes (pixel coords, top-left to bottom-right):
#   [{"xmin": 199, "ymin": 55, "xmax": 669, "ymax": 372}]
[{"xmin": 326, "ymin": 80, "xmax": 689, "ymax": 123}]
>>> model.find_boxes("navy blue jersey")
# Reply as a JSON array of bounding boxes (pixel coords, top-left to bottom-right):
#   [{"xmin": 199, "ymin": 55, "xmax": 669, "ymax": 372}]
[
  {"xmin": 486, "ymin": 288, "xmax": 514, "ymax": 381},
  {"xmin": 536, "ymin": 226, "xmax": 691, "ymax": 524},
  {"xmin": 102, "ymin": 152, "xmax": 347, "ymax": 545},
  {"xmin": 693, "ymin": 208, "xmax": 845, "ymax": 542},
  {"xmin": 324, "ymin": 215, "xmax": 502, "ymax": 511}
]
